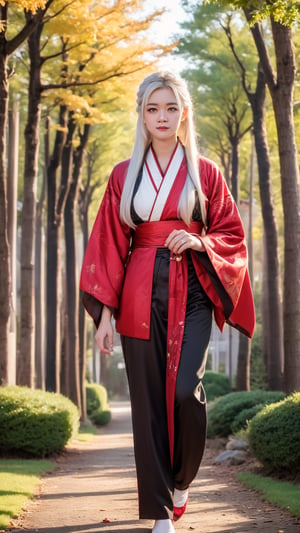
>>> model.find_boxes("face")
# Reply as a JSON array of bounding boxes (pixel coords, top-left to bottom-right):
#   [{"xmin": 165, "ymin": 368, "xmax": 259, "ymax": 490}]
[{"xmin": 143, "ymin": 87, "xmax": 187, "ymax": 143}]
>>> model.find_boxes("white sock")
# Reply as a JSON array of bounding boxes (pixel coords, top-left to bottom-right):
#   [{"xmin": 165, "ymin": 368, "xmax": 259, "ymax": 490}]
[
  {"xmin": 152, "ymin": 518, "xmax": 175, "ymax": 533},
  {"xmin": 174, "ymin": 487, "xmax": 189, "ymax": 507}
]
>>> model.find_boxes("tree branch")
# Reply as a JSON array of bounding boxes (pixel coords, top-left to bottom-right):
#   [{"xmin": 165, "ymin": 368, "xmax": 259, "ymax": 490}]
[
  {"xmin": 7, "ymin": 0, "xmax": 54, "ymax": 56},
  {"xmin": 243, "ymin": 7, "xmax": 277, "ymax": 92}
]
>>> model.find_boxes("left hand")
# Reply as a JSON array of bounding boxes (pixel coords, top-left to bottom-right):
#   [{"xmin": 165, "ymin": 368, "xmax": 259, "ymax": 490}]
[{"xmin": 165, "ymin": 229, "xmax": 204, "ymax": 255}]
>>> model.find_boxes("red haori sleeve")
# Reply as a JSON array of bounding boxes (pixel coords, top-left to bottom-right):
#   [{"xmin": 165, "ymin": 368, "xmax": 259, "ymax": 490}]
[
  {"xmin": 192, "ymin": 157, "xmax": 255, "ymax": 338},
  {"xmin": 80, "ymin": 160, "xmax": 131, "ymax": 320}
]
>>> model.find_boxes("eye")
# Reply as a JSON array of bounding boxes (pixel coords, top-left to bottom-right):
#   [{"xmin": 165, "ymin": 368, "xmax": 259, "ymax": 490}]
[
  {"xmin": 168, "ymin": 106, "xmax": 179, "ymax": 112},
  {"xmin": 146, "ymin": 107, "xmax": 157, "ymax": 113}
]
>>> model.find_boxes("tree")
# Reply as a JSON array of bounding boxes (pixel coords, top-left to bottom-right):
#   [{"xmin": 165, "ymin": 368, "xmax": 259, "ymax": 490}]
[
  {"xmin": 18, "ymin": 2, "xmax": 54, "ymax": 387},
  {"xmin": 223, "ymin": 21, "xmax": 283, "ymax": 389},
  {"xmin": 0, "ymin": 0, "xmax": 51, "ymax": 384},
  {"xmin": 207, "ymin": 0, "xmax": 300, "ymax": 392}
]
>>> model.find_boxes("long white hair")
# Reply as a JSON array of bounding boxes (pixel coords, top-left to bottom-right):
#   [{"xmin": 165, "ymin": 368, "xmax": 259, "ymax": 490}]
[{"xmin": 120, "ymin": 71, "xmax": 207, "ymax": 228}]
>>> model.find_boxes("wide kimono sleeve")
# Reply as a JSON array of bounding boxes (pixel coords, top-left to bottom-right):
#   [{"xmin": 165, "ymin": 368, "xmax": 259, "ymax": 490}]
[
  {"xmin": 191, "ymin": 157, "xmax": 255, "ymax": 338},
  {"xmin": 79, "ymin": 160, "xmax": 131, "ymax": 327}
]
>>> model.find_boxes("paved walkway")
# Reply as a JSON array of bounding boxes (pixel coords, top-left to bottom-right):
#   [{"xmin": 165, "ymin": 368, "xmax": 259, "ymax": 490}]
[{"xmin": 11, "ymin": 402, "xmax": 300, "ymax": 533}]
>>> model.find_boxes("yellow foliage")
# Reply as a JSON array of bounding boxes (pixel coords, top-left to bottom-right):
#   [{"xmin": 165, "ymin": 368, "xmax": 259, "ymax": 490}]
[
  {"xmin": 0, "ymin": 0, "xmax": 46, "ymax": 12},
  {"xmin": 39, "ymin": 0, "xmax": 175, "ymax": 126}
]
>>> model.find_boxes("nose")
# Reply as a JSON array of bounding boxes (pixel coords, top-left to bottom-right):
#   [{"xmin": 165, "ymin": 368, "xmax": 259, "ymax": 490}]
[{"xmin": 158, "ymin": 110, "xmax": 167, "ymax": 122}]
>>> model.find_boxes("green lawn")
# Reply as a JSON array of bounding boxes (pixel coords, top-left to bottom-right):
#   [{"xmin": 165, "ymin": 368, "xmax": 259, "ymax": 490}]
[
  {"xmin": 0, "ymin": 422, "xmax": 97, "ymax": 530},
  {"xmin": 238, "ymin": 471, "xmax": 300, "ymax": 518},
  {"xmin": 0, "ymin": 459, "xmax": 55, "ymax": 530}
]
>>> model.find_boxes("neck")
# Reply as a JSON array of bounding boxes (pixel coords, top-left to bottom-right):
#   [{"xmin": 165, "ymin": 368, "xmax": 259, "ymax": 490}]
[
  {"xmin": 150, "ymin": 139, "xmax": 179, "ymax": 175},
  {"xmin": 151, "ymin": 138, "xmax": 178, "ymax": 159}
]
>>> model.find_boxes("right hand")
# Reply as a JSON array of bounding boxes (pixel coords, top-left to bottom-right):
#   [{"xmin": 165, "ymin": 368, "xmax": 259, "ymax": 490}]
[{"xmin": 95, "ymin": 305, "xmax": 114, "ymax": 354}]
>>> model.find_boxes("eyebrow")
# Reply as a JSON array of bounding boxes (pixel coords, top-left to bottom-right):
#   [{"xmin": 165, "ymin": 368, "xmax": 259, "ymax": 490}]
[{"xmin": 146, "ymin": 102, "xmax": 178, "ymax": 106}]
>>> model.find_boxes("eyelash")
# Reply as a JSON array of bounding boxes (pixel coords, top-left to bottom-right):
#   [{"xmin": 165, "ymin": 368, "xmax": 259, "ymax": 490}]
[{"xmin": 147, "ymin": 107, "xmax": 178, "ymax": 113}]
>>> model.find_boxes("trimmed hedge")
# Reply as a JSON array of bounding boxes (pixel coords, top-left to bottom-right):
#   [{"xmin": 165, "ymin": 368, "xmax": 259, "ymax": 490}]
[
  {"xmin": 202, "ymin": 371, "xmax": 231, "ymax": 402},
  {"xmin": 0, "ymin": 386, "xmax": 79, "ymax": 457},
  {"xmin": 248, "ymin": 392, "xmax": 300, "ymax": 472},
  {"xmin": 86, "ymin": 383, "xmax": 111, "ymax": 426},
  {"xmin": 231, "ymin": 404, "xmax": 264, "ymax": 434},
  {"xmin": 207, "ymin": 390, "xmax": 285, "ymax": 438}
]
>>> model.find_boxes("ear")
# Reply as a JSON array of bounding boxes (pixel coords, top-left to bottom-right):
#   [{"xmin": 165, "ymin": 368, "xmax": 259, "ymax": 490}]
[{"xmin": 181, "ymin": 107, "xmax": 188, "ymax": 121}]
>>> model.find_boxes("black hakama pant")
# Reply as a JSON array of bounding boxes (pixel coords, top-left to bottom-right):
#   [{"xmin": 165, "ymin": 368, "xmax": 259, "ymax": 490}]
[{"xmin": 121, "ymin": 249, "xmax": 212, "ymax": 520}]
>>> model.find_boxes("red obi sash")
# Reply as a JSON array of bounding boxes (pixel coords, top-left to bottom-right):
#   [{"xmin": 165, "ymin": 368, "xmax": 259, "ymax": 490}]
[{"xmin": 132, "ymin": 220, "xmax": 203, "ymax": 464}]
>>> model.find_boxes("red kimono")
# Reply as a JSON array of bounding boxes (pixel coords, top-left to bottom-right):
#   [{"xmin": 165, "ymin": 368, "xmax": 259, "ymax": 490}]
[
  {"xmin": 80, "ymin": 156, "xmax": 255, "ymax": 339},
  {"xmin": 80, "ymin": 149, "xmax": 255, "ymax": 519}
]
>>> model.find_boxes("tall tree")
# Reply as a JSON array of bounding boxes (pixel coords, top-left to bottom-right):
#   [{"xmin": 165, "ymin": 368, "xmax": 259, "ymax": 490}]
[
  {"xmin": 223, "ymin": 20, "xmax": 283, "ymax": 389},
  {"xmin": 18, "ymin": 1, "xmax": 54, "ymax": 387},
  {"xmin": 64, "ymin": 121, "xmax": 90, "ymax": 417},
  {"xmin": 0, "ymin": 0, "xmax": 50, "ymax": 384},
  {"xmin": 207, "ymin": 0, "xmax": 300, "ymax": 392}
]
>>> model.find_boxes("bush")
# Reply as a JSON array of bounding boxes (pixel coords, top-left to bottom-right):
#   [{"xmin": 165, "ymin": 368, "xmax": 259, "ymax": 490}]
[
  {"xmin": 248, "ymin": 392, "xmax": 300, "ymax": 472},
  {"xmin": 0, "ymin": 386, "xmax": 79, "ymax": 457},
  {"xmin": 231, "ymin": 404, "xmax": 265, "ymax": 434},
  {"xmin": 207, "ymin": 390, "xmax": 285, "ymax": 438},
  {"xmin": 86, "ymin": 383, "xmax": 111, "ymax": 426},
  {"xmin": 90, "ymin": 408, "xmax": 111, "ymax": 426},
  {"xmin": 202, "ymin": 371, "xmax": 231, "ymax": 402}
]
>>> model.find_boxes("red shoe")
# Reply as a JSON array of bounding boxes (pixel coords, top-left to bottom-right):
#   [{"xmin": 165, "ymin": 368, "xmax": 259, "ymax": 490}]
[{"xmin": 173, "ymin": 489, "xmax": 189, "ymax": 522}]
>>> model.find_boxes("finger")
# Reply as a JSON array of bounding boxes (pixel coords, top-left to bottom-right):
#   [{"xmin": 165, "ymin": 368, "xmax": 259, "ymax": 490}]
[
  {"xmin": 165, "ymin": 230, "xmax": 184, "ymax": 248},
  {"xmin": 105, "ymin": 332, "xmax": 114, "ymax": 354}
]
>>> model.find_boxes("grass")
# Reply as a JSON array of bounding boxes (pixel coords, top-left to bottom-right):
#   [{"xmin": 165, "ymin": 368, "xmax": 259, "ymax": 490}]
[
  {"xmin": 0, "ymin": 459, "xmax": 55, "ymax": 530},
  {"xmin": 75, "ymin": 420, "xmax": 98, "ymax": 442},
  {"xmin": 238, "ymin": 471, "xmax": 300, "ymax": 518}
]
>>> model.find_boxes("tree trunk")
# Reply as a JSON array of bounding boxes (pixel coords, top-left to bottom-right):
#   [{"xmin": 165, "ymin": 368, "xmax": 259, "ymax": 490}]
[
  {"xmin": 45, "ymin": 106, "xmax": 68, "ymax": 392},
  {"xmin": 64, "ymin": 122, "xmax": 91, "ymax": 417},
  {"xmin": 7, "ymin": 102, "xmax": 19, "ymax": 385},
  {"xmin": 0, "ymin": 14, "xmax": 10, "ymax": 383},
  {"xmin": 250, "ymin": 65, "xmax": 283, "ymax": 389},
  {"xmin": 231, "ymin": 135, "xmax": 251, "ymax": 391},
  {"xmin": 35, "ymin": 117, "xmax": 48, "ymax": 389},
  {"xmin": 18, "ymin": 20, "xmax": 43, "ymax": 387},
  {"xmin": 59, "ymin": 114, "xmax": 76, "ymax": 399},
  {"xmin": 78, "ymin": 148, "xmax": 98, "ymax": 412},
  {"xmin": 270, "ymin": 22, "xmax": 300, "ymax": 393},
  {"xmin": 249, "ymin": 19, "xmax": 300, "ymax": 392}
]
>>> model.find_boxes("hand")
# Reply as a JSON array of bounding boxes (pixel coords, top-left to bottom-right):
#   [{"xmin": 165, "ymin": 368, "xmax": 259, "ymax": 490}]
[
  {"xmin": 95, "ymin": 306, "xmax": 114, "ymax": 354},
  {"xmin": 165, "ymin": 229, "xmax": 204, "ymax": 255}
]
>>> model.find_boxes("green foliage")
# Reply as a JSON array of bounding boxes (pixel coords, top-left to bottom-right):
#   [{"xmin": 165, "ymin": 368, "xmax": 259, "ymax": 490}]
[
  {"xmin": 90, "ymin": 408, "xmax": 111, "ymax": 426},
  {"xmin": 248, "ymin": 392, "xmax": 300, "ymax": 472},
  {"xmin": 203, "ymin": 370, "xmax": 232, "ymax": 402},
  {"xmin": 207, "ymin": 390, "xmax": 285, "ymax": 438},
  {"xmin": 0, "ymin": 386, "xmax": 79, "ymax": 457},
  {"xmin": 0, "ymin": 458, "xmax": 55, "ymax": 530},
  {"xmin": 238, "ymin": 471, "xmax": 300, "ymax": 517},
  {"xmin": 206, "ymin": 0, "xmax": 300, "ymax": 26},
  {"xmin": 231, "ymin": 403, "xmax": 264, "ymax": 433},
  {"xmin": 86, "ymin": 383, "xmax": 111, "ymax": 426}
]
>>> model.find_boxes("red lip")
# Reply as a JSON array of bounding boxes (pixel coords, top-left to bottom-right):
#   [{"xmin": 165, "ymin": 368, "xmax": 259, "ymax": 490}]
[{"xmin": 157, "ymin": 126, "xmax": 168, "ymax": 130}]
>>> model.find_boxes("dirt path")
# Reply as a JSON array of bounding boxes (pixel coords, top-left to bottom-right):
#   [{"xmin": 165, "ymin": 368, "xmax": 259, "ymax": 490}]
[{"xmin": 10, "ymin": 402, "xmax": 300, "ymax": 533}]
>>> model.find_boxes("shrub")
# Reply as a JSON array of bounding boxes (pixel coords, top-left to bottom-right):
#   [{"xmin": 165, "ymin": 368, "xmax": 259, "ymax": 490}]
[
  {"xmin": 202, "ymin": 371, "xmax": 231, "ymax": 402},
  {"xmin": 207, "ymin": 390, "xmax": 285, "ymax": 438},
  {"xmin": 90, "ymin": 408, "xmax": 111, "ymax": 426},
  {"xmin": 0, "ymin": 386, "xmax": 79, "ymax": 457},
  {"xmin": 231, "ymin": 404, "xmax": 264, "ymax": 434},
  {"xmin": 248, "ymin": 392, "xmax": 300, "ymax": 472},
  {"xmin": 86, "ymin": 383, "xmax": 111, "ymax": 426}
]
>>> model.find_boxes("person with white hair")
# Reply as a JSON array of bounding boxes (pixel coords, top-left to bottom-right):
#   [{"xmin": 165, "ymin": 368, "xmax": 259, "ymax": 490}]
[{"xmin": 80, "ymin": 71, "xmax": 255, "ymax": 533}]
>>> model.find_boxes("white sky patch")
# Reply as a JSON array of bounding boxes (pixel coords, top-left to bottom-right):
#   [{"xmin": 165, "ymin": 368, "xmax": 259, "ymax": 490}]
[{"xmin": 144, "ymin": 0, "xmax": 190, "ymax": 74}]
